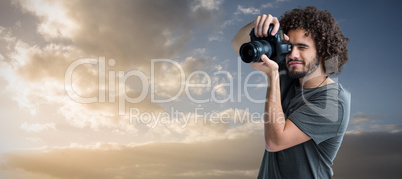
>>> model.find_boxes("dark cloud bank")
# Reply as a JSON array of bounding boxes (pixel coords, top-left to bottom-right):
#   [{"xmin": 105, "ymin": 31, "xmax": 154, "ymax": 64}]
[
  {"xmin": 333, "ymin": 131, "xmax": 402, "ymax": 179},
  {"xmin": 1, "ymin": 131, "xmax": 401, "ymax": 179}
]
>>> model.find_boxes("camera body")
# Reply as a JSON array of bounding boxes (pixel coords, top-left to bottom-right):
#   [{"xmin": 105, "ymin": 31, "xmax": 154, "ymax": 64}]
[{"xmin": 239, "ymin": 25, "xmax": 292, "ymax": 64}]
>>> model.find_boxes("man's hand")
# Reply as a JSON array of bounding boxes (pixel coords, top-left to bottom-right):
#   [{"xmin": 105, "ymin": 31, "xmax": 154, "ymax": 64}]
[
  {"xmin": 251, "ymin": 13, "xmax": 290, "ymax": 77},
  {"xmin": 233, "ymin": 13, "xmax": 287, "ymax": 54},
  {"xmin": 250, "ymin": 54, "xmax": 279, "ymax": 77},
  {"xmin": 254, "ymin": 14, "xmax": 280, "ymax": 38}
]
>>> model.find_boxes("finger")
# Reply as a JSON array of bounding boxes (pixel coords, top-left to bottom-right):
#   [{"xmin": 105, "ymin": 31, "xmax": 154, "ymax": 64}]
[
  {"xmin": 257, "ymin": 14, "xmax": 267, "ymax": 37},
  {"xmin": 284, "ymin": 34, "xmax": 289, "ymax": 41},
  {"xmin": 261, "ymin": 54, "xmax": 270, "ymax": 63},
  {"xmin": 262, "ymin": 14, "xmax": 273, "ymax": 37},
  {"xmin": 254, "ymin": 16, "xmax": 261, "ymax": 37},
  {"xmin": 271, "ymin": 17, "xmax": 280, "ymax": 35}
]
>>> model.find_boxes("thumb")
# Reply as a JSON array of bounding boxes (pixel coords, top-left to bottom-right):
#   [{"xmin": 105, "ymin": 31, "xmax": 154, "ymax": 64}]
[{"xmin": 261, "ymin": 54, "xmax": 270, "ymax": 63}]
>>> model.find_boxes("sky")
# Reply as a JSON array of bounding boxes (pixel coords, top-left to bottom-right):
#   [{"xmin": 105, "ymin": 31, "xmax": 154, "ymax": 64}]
[{"xmin": 0, "ymin": 0, "xmax": 401, "ymax": 178}]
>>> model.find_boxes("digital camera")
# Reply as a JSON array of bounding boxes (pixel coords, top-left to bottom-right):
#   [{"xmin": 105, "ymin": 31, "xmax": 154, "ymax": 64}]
[{"xmin": 239, "ymin": 25, "xmax": 292, "ymax": 63}]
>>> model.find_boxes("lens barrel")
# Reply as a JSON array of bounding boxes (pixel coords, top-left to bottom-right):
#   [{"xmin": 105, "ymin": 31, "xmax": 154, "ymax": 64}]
[{"xmin": 239, "ymin": 40, "xmax": 272, "ymax": 63}]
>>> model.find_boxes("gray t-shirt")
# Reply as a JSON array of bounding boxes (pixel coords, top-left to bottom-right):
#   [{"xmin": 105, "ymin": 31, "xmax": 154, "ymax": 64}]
[{"xmin": 257, "ymin": 63, "xmax": 351, "ymax": 179}]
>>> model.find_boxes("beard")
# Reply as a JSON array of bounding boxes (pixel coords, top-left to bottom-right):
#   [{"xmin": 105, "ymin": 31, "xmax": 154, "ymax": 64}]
[{"xmin": 288, "ymin": 55, "xmax": 320, "ymax": 79}]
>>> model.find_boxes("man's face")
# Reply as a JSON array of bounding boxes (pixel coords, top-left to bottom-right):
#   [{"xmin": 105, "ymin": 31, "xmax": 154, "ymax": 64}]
[{"xmin": 286, "ymin": 29, "xmax": 319, "ymax": 79}]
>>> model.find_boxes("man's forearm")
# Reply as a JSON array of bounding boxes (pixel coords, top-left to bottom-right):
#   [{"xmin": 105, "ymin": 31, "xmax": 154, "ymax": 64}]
[
  {"xmin": 231, "ymin": 21, "xmax": 254, "ymax": 54},
  {"xmin": 264, "ymin": 72, "xmax": 286, "ymax": 151}
]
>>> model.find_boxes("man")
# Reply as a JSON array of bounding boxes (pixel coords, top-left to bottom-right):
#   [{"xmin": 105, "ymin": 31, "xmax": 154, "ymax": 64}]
[{"xmin": 232, "ymin": 6, "xmax": 350, "ymax": 178}]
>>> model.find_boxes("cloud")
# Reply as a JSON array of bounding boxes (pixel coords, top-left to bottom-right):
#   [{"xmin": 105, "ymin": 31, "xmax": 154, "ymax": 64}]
[
  {"xmin": 225, "ymin": 0, "xmax": 290, "ymax": 31},
  {"xmin": 24, "ymin": 137, "xmax": 43, "ymax": 143},
  {"xmin": 0, "ymin": 132, "xmax": 265, "ymax": 179},
  {"xmin": 262, "ymin": 0, "xmax": 290, "ymax": 9},
  {"xmin": 349, "ymin": 112, "xmax": 372, "ymax": 124},
  {"xmin": 234, "ymin": 0, "xmax": 290, "ymax": 16},
  {"xmin": 346, "ymin": 112, "xmax": 401, "ymax": 134},
  {"xmin": 20, "ymin": 122, "xmax": 56, "ymax": 132},
  {"xmin": 191, "ymin": 0, "xmax": 224, "ymax": 12},
  {"xmin": 0, "ymin": 0, "xmax": 225, "ymax": 135},
  {"xmin": 333, "ymin": 131, "xmax": 402, "ymax": 179},
  {"xmin": 128, "ymin": 107, "xmax": 263, "ymax": 143},
  {"xmin": 208, "ymin": 30, "xmax": 224, "ymax": 42},
  {"xmin": 1, "ymin": 130, "xmax": 402, "ymax": 179},
  {"xmin": 151, "ymin": 56, "xmax": 217, "ymax": 98},
  {"xmin": 370, "ymin": 124, "xmax": 402, "ymax": 132},
  {"xmin": 235, "ymin": 5, "xmax": 261, "ymax": 15},
  {"xmin": 150, "ymin": 55, "xmax": 235, "ymax": 104}
]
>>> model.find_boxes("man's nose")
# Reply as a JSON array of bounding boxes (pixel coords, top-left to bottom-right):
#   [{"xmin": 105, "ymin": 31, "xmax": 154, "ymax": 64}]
[{"xmin": 288, "ymin": 47, "xmax": 300, "ymax": 60}]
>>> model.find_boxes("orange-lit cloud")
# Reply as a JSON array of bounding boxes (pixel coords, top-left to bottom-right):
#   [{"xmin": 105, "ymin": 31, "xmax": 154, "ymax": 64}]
[
  {"xmin": 1, "ymin": 132, "xmax": 264, "ymax": 179},
  {"xmin": 0, "ymin": 0, "xmax": 227, "ymax": 136}
]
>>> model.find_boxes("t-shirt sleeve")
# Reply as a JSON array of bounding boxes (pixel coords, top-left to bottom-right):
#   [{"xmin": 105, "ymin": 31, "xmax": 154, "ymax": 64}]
[{"xmin": 288, "ymin": 88, "xmax": 349, "ymax": 144}]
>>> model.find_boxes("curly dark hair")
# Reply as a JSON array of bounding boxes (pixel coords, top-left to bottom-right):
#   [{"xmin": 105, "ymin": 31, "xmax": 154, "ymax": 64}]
[{"xmin": 279, "ymin": 6, "xmax": 349, "ymax": 75}]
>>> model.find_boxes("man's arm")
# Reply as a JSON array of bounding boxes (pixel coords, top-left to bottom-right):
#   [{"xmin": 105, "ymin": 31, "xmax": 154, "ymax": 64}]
[
  {"xmin": 244, "ymin": 14, "xmax": 310, "ymax": 152},
  {"xmin": 259, "ymin": 56, "xmax": 311, "ymax": 152},
  {"xmin": 232, "ymin": 21, "xmax": 254, "ymax": 54}
]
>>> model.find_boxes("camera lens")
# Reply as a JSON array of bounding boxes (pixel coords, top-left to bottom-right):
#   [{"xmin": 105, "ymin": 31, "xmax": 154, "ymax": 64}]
[
  {"xmin": 240, "ymin": 45, "xmax": 256, "ymax": 63},
  {"xmin": 240, "ymin": 40, "xmax": 272, "ymax": 63}
]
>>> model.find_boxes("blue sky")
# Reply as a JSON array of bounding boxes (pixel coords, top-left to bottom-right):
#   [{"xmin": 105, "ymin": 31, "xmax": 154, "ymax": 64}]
[{"xmin": 0, "ymin": 0, "xmax": 401, "ymax": 178}]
